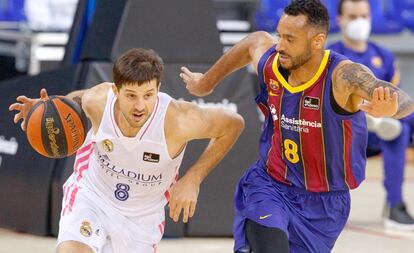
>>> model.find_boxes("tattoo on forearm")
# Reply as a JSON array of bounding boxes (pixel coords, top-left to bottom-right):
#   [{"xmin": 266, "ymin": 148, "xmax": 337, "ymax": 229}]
[{"xmin": 335, "ymin": 63, "xmax": 414, "ymax": 118}]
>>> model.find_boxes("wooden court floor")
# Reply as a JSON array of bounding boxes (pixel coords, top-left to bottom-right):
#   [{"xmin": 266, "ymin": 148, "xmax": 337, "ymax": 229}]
[{"xmin": 1, "ymin": 156, "xmax": 414, "ymax": 253}]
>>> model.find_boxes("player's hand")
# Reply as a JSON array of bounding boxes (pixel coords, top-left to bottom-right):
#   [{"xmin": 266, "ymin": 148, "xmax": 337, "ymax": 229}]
[
  {"xmin": 8, "ymin": 88, "xmax": 49, "ymax": 131},
  {"xmin": 358, "ymin": 87, "xmax": 398, "ymax": 118},
  {"xmin": 180, "ymin": 66, "xmax": 212, "ymax": 97},
  {"xmin": 168, "ymin": 175, "xmax": 200, "ymax": 223}
]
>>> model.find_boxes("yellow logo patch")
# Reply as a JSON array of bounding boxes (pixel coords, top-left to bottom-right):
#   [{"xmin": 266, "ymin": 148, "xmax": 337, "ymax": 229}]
[
  {"xmin": 102, "ymin": 139, "xmax": 114, "ymax": 152},
  {"xmin": 269, "ymin": 79, "xmax": 279, "ymax": 90},
  {"xmin": 80, "ymin": 220, "xmax": 92, "ymax": 237},
  {"xmin": 371, "ymin": 56, "xmax": 383, "ymax": 68}
]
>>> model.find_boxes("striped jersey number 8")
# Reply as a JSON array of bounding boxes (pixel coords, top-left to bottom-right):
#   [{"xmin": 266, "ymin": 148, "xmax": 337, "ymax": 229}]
[{"xmin": 283, "ymin": 139, "xmax": 299, "ymax": 163}]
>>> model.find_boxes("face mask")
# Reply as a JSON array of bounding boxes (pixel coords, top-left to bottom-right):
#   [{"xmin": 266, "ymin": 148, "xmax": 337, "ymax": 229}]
[{"xmin": 345, "ymin": 18, "xmax": 371, "ymax": 41}]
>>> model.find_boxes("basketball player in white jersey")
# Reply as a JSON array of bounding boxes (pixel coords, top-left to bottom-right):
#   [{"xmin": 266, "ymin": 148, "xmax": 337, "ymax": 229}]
[{"xmin": 9, "ymin": 48, "xmax": 245, "ymax": 253}]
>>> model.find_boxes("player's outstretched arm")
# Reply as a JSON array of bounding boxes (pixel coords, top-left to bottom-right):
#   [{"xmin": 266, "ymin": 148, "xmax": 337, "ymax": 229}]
[
  {"xmin": 168, "ymin": 101, "xmax": 245, "ymax": 223},
  {"xmin": 333, "ymin": 61, "xmax": 414, "ymax": 119},
  {"xmin": 180, "ymin": 31, "xmax": 275, "ymax": 97},
  {"xmin": 9, "ymin": 88, "xmax": 49, "ymax": 131},
  {"xmin": 9, "ymin": 82, "xmax": 111, "ymax": 132}
]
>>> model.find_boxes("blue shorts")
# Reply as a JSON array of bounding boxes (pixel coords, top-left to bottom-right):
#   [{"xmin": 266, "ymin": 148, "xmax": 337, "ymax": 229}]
[{"xmin": 234, "ymin": 161, "xmax": 351, "ymax": 253}]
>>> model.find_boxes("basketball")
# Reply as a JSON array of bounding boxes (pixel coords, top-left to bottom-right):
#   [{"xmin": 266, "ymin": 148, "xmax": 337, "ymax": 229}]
[{"xmin": 25, "ymin": 96, "xmax": 87, "ymax": 158}]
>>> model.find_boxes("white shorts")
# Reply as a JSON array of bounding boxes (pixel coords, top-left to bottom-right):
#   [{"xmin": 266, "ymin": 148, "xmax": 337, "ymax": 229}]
[{"xmin": 57, "ymin": 175, "xmax": 165, "ymax": 253}]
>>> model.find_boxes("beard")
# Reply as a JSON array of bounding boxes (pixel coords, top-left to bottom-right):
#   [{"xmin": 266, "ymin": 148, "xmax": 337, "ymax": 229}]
[{"xmin": 280, "ymin": 43, "xmax": 312, "ymax": 71}]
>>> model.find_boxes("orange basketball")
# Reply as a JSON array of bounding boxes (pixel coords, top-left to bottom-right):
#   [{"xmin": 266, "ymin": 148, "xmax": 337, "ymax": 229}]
[{"xmin": 25, "ymin": 96, "xmax": 87, "ymax": 158}]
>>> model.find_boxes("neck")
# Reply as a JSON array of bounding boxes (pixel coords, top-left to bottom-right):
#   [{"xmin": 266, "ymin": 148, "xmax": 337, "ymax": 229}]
[
  {"xmin": 343, "ymin": 36, "xmax": 367, "ymax": 52},
  {"xmin": 114, "ymin": 100, "xmax": 140, "ymax": 137},
  {"xmin": 289, "ymin": 50, "xmax": 324, "ymax": 86}
]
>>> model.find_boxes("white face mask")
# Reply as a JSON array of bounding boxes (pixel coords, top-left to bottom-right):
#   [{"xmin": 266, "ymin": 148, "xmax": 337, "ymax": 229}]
[{"xmin": 345, "ymin": 18, "xmax": 371, "ymax": 41}]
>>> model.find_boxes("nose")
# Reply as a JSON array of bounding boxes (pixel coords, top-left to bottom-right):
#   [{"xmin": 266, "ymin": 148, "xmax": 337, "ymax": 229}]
[
  {"xmin": 276, "ymin": 40, "xmax": 285, "ymax": 53},
  {"xmin": 134, "ymin": 99, "xmax": 145, "ymax": 112}
]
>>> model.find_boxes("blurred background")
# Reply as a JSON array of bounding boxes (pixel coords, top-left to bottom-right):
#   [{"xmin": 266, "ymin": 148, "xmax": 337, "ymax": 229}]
[{"xmin": 0, "ymin": 0, "xmax": 413, "ymax": 252}]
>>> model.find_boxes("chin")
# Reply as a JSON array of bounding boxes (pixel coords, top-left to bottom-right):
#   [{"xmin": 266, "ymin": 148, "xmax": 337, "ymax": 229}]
[{"xmin": 280, "ymin": 64, "xmax": 291, "ymax": 71}]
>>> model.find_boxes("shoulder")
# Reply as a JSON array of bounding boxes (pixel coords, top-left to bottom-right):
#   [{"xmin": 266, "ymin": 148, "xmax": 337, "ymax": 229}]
[
  {"xmin": 249, "ymin": 31, "xmax": 277, "ymax": 67},
  {"xmin": 82, "ymin": 82, "xmax": 112, "ymax": 117},
  {"xmin": 166, "ymin": 99, "xmax": 201, "ymax": 122},
  {"xmin": 83, "ymin": 83, "xmax": 112, "ymax": 104},
  {"xmin": 165, "ymin": 99, "xmax": 206, "ymax": 141},
  {"xmin": 368, "ymin": 42, "xmax": 395, "ymax": 62}
]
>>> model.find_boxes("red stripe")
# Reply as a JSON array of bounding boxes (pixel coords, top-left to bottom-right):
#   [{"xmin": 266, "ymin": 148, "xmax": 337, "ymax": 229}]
[
  {"xmin": 164, "ymin": 191, "xmax": 170, "ymax": 201},
  {"xmin": 264, "ymin": 54, "xmax": 289, "ymax": 184},
  {"xmin": 63, "ymin": 185, "xmax": 68, "ymax": 199},
  {"xmin": 76, "ymin": 143, "xmax": 92, "ymax": 155},
  {"xmin": 158, "ymin": 221, "xmax": 165, "ymax": 235},
  {"xmin": 62, "ymin": 185, "xmax": 80, "ymax": 216},
  {"xmin": 343, "ymin": 121, "xmax": 358, "ymax": 189},
  {"xmin": 110, "ymin": 96, "xmax": 120, "ymax": 137},
  {"xmin": 139, "ymin": 96, "xmax": 159, "ymax": 140},
  {"xmin": 266, "ymin": 95, "xmax": 289, "ymax": 183},
  {"xmin": 74, "ymin": 146, "xmax": 93, "ymax": 174},
  {"xmin": 68, "ymin": 186, "xmax": 80, "ymax": 212},
  {"xmin": 64, "ymin": 183, "xmax": 74, "ymax": 201},
  {"xmin": 76, "ymin": 164, "xmax": 90, "ymax": 181},
  {"xmin": 300, "ymin": 78, "xmax": 329, "ymax": 192}
]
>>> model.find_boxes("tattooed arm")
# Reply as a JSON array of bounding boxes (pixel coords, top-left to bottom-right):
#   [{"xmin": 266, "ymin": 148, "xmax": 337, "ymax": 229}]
[{"xmin": 332, "ymin": 61, "xmax": 414, "ymax": 119}]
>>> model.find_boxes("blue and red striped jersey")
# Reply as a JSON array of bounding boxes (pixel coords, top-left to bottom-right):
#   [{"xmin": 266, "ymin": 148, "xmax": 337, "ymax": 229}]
[{"xmin": 255, "ymin": 47, "xmax": 368, "ymax": 192}]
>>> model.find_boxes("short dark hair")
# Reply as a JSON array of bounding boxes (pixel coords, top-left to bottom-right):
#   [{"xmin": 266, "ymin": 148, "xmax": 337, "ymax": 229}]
[
  {"xmin": 337, "ymin": 0, "xmax": 369, "ymax": 15},
  {"xmin": 284, "ymin": 0, "xmax": 329, "ymax": 33},
  {"xmin": 112, "ymin": 48, "xmax": 164, "ymax": 89}
]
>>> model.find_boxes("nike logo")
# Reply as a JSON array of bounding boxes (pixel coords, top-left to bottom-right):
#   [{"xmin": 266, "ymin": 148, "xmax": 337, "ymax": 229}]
[
  {"xmin": 269, "ymin": 91, "xmax": 278, "ymax": 97},
  {"xmin": 259, "ymin": 214, "xmax": 272, "ymax": 220}
]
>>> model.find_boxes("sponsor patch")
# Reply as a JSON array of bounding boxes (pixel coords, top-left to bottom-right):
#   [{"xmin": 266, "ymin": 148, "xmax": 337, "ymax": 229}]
[
  {"xmin": 303, "ymin": 96, "xmax": 320, "ymax": 110},
  {"xmin": 143, "ymin": 152, "xmax": 160, "ymax": 163}
]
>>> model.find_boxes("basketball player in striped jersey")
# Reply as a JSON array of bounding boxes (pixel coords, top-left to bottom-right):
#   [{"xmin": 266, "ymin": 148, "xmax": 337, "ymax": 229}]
[
  {"xmin": 9, "ymin": 48, "xmax": 244, "ymax": 253},
  {"xmin": 180, "ymin": 1, "xmax": 414, "ymax": 252}
]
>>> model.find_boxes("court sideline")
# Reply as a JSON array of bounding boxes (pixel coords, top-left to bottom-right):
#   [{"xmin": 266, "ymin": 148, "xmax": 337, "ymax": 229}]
[{"xmin": 1, "ymin": 156, "xmax": 414, "ymax": 253}]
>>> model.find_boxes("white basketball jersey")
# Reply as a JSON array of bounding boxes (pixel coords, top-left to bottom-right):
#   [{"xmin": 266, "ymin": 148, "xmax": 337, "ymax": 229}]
[{"xmin": 73, "ymin": 89, "xmax": 185, "ymax": 217}]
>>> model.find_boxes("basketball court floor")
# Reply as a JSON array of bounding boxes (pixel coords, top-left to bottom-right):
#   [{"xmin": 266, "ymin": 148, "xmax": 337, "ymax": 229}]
[{"xmin": 1, "ymin": 156, "xmax": 414, "ymax": 253}]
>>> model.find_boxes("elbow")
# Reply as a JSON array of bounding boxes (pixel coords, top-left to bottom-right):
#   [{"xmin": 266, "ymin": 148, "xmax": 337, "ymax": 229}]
[{"xmin": 232, "ymin": 114, "xmax": 245, "ymax": 135}]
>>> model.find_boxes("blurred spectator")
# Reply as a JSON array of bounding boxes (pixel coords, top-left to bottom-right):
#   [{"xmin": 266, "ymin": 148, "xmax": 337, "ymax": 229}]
[
  {"xmin": 24, "ymin": 0, "xmax": 78, "ymax": 31},
  {"xmin": 328, "ymin": 0, "xmax": 414, "ymax": 231}
]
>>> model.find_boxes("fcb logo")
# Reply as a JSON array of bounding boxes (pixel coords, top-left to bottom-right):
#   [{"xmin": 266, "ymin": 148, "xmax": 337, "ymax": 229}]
[
  {"xmin": 303, "ymin": 96, "xmax": 320, "ymax": 110},
  {"xmin": 80, "ymin": 220, "xmax": 92, "ymax": 237},
  {"xmin": 102, "ymin": 139, "xmax": 114, "ymax": 152},
  {"xmin": 269, "ymin": 79, "xmax": 279, "ymax": 91},
  {"xmin": 371, "ymin": 56, "xmax": 383, "ymax": 69}
]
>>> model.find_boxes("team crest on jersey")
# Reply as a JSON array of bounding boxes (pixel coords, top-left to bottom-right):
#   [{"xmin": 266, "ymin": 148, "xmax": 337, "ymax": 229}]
[
  {"xmin": 80, "ymin": 220, "xmax": 92, "ymax": 237},
  {"xmin": 269, "ymin": 79, "xmax": 279, "ymax": 90},
  {"xmin": 143, "ymin": 152, "xmax": 160, "ymax": 163},
  {"xmin": 303, "ymin": 96, "xmax": 320, "ymax": 110},
  {"xmin": 102, "ymin": 139, "xmax": 114, "ymax": 152},
  {"xmin": 371, "ymin": 56, "xmax": 383, "ymax": 68}
]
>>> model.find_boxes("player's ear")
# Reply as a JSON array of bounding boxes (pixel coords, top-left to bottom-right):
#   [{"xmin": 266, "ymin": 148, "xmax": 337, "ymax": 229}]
[
  {"xmin": 312, "ymin": 33, "xmax": 326, "ymax": 50},
  {"xmin": 112, "ymin": 83, "xmax": 119, "ymax": 96}
]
